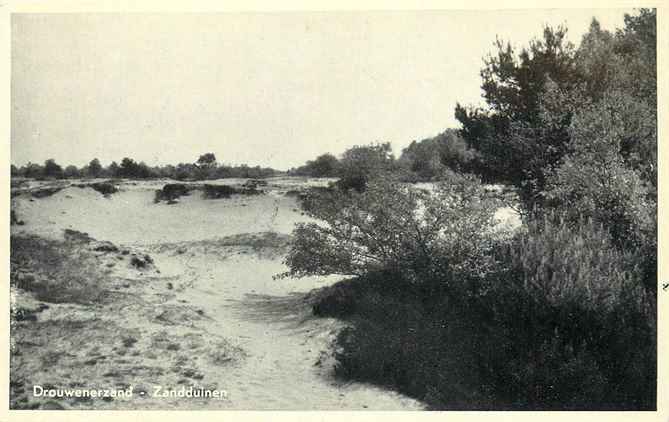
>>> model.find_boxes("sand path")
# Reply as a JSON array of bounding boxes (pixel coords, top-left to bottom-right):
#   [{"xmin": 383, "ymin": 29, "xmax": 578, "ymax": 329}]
[{"xmin": 143, "ymin": 245, "xmax": 424, "ymax": 410}]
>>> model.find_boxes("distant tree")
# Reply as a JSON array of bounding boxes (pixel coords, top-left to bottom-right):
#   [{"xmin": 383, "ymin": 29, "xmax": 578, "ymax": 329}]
[
  {"xmin": 196, "ymin": 153, "xmax": 217, "ymax": 168},
  {"xmin": 399, "ymin": 130, "xmax": 476, "ymax": 180},
  {"xmin": 43, "ymin": 159, "xmax": 64, "ymax": 179},
  {"xmin": 191, "ymin": 153, "xmax": 216, "ymax": 179},
  {"xmin": 337, "ymin": 142, "xmax": 396, "ymax": 191},
  {"xmin": 10, "ymin": 164, "xmax": 18, "ymax": 177},
  {"xmin": 106, "ymin": 161, "xmax": 120, "ymax": 178},
  {"xmin": 139, "ymin": 162, "xmax": 155, "ymax": 178},
  {"xmin": 294, "ymin": 153, "xmax": 340, "ymax": 177},
  {"xmin": 63, "ymin": 165, "xmax": 81, "ymax": 178},
  {"xmin": 118, "ymin": 158, "xmax": 154, "ymax": 178},
  {"xmin": 310, "ymin": 153, "xmax": 340, "ymax": 177},
  {"xmin": 87, "ymin": 158, "xmax": 102, "ymax": 178},
  {"xmin": 22, "ymin": 162, "xmax": 44, "ymax": 179},
  {"xmin": 174, "ymin": 163, "xmax": 197, "ymax": 180},
  {"xmin": 118, "ymin": 158, "xmax": 136, "ymax": 178}
]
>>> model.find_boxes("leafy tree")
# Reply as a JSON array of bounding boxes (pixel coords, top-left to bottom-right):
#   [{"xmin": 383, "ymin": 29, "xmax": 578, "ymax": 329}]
[
  {"xmin": 399, "ymin": 129, "xmax": 476, "ymax": 180},
  {"xmin": 196, "ymin": 153, "xmax": 217, "ymax": 168},
  {"xmin": 455, "ymin": 25, "xmax": 580, "ymax": 204},
  {"xmin": 174, "ymin": 162, "xmax": 197, "ymax": 180},
  {"xmin": 195, "ymin": 153, "xmax": 217, "ymax": 178},
  {"xmin": 293, "ymin": 153, "xmax": 340, "ymax": 177},
  {"xmin": 87, "ymin": 158, "xmax": 102, "ymax": 178},
  {"xmin": 119, "ymin": 157, "xmax": 137, "ymax": 178},
  {"xmin": 43, "ymin": 159, "xmax": 64, "ymax": 179},
  {"xmin": 63, "ymin": 165, "xmax": 81, "ymax": 178},
  {"xmin": 456, "ymin": 10, "xmax": 656, "ymax": 210},
  {"xmin": 21, "ymin": 162, "xmax": 44, "ymax": 179},
  {"xmin": 117, "ymin": 157, "xmax": 153, "ymax": 178},
  {"xmin": 106, "ymin": 161, "xmax": 120, "ymax": 178},
  {"xmin": 136, "ymin": 161, "xmax": 153, "ymax": 178},
  {"xmin": 310, "ymin": 153, "xmax": 340, "ymax": 177},
  {"xmin": 337, "ymin": 142, "xmax": 396, "ymax": 191}
]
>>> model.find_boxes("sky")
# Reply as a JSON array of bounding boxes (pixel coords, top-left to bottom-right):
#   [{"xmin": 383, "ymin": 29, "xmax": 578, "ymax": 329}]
[{"xmin": 11, "ymin": 10, "xmax": 633, "ymax": 170}]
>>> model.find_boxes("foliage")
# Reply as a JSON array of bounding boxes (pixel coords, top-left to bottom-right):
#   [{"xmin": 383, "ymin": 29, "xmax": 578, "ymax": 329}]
[
  {"xmin": 154, "ymin": 183, "xmax": 192, "ymax": 203},
  {"xmin": 10, "ymin": 235, "xmax": 105, "ymax": 305},
  {"xmin": 398, "ymin": 129, "xmax": 477, "ymax": 180},
  {"xmin": 486, "ymin": 214, "xmax": 655, "ymax": 409},
  {"xmin": 196, "ymin": 153, "xmax": 217, "ymax": 168},
  {"xmin": 43, "ymin": 159, "xmax": 63, "ymax": 179},
  {"xmin": 311, "ymin": 214, "xmax": 655, "ymax": 409},
  {"xmin": 455, "ymin": 25, "xmax": 579, "ymax": 193},
  {"xmin": 291, "ymin": 153, "xmax": 340, "ymax": 177},
  {"xmin": 455, "ymin": 10, "xmax": 656, "ymax": 209},
  {"xmin": 63, "ymin": 165, "xmax": 81, "ymax": 179},
  {"xmin": 336, "ymin": 142, "xmax": 397, "ymax": 191},
  {"xmin": 118, "ymin": 157, "xmax": 152, "ymax": 178},
  {"xmin": 283, "ymin": 10, "xmax": 657, "ymax": 410},
  {"xmin": 543, "ymin": 92, "xmax": 655, "ymax": 246},
  {"xmin": 87, "ymin": 158, "xmax": 103, "ymax": 178},
  {"xmin": 11, "ymin": 154, "xmax": 280, "ymax": 181},
  {"xmin": 282, "ymin": 173, "xmax": 500, "ymax": 293}
]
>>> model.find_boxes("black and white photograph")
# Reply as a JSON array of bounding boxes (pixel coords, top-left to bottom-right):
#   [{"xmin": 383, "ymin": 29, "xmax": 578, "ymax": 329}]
[{"xmin": 7, "ymin": 3, "xmax": 663, "ymax": 415}]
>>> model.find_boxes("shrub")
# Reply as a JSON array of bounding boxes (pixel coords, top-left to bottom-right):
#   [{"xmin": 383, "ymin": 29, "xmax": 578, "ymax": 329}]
[
  {"xmin": 202, "ymin": 184, "xmax": 262, "ymax": 199},
  {"xmin": 202, "ymin": 184, "xmax": 239, "ymax": 199},
  {"xmin": 336, "ymin": 143, "xmax": 396, "ymax": 192},
  {"xmin": 154, "ymin": 183, "xmax": 192, "ymax": 203},
  {"xmin": 88, "ymin": 182, "xmax": 118, "ymax": 197},
  {"xmin": 74, "ymin": 182, "xmax": 118, "ymax": 197},
  {"xmin": 281, "ymin": 172, "xmax": 501, "ymax": 296},
  {"xmin": 487, "ymin": 214, "xmax": 655, "ymax": 409}
]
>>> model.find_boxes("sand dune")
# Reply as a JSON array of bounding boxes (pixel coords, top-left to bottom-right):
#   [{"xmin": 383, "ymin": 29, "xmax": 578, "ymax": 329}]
[{"xmin": 10, "ymin": 179, "xmax": 425, "ymax": 410}]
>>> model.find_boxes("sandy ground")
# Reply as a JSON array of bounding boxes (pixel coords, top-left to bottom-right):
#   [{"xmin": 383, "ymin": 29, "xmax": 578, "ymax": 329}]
[
  {"xmin": 10, "ymin": 178, "xmax": 426, "ymax": 410},
  {"xmin": 10, "ymin": 178, "xmax": 520, "ymax": 410}
]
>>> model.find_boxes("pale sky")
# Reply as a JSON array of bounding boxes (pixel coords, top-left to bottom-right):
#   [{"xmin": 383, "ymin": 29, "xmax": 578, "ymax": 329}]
[{"xmin": 11, "ymin": 10, "xmax": 633, "ymax": 170}]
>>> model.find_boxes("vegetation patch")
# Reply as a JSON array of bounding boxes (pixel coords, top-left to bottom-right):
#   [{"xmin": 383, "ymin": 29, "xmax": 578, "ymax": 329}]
[
  {"xmin": 201, "ymin": 184, "xmax": 262, "ymax": 199},
  {"xmin": 308, "ymin": 214, "xmax": 654, "ymax": 410},
  {"xmin": 11, "ymin": 235, "xmax": 106, "ymax": 305},
  {"xmin": 74, "ymin": 182, "xmax": 118, "ymax": 197},
  {"xmin": 30, "ymin": 186, "xmax": 64, "ymax": 199},
  {"xmin": 154, "ymin": 183, "xmax": 193, "ymax": 203}
]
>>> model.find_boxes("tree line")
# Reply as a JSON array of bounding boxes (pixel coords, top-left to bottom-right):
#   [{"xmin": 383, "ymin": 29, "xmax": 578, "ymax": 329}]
[
  {"xmin": 289, "ymin": 129, "xmax": 476, "ymax": 183},
  {"xmin": 11, "ymin": 154, "xmax": 279, "ymax": 180}
]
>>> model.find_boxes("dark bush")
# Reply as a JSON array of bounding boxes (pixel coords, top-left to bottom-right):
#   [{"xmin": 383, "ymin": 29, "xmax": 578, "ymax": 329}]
[
  {"xmin": 30, "ymin": 187, "xmax": 63, "ymax": 198},
  {"xmin": 88, "ymin": 182, "xmax": 118, "ymax": 197},
  {"xmin": 202, "ymin": 184, "xmax": 262, "ymax": 199},
  {"xmin": 201, "ymin": 184, "xmax": 239, "ymax": 199},
  {"xmin": 130, "ymin": 255, "xmax": 153, "ymax": 269},
  {"xmin": 486, "ymin": 214, "xmax": 655, "ymax": 409},
  {"xmin": 154, "ymin": 183, "xmax": 192, "ymax": 203}
]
